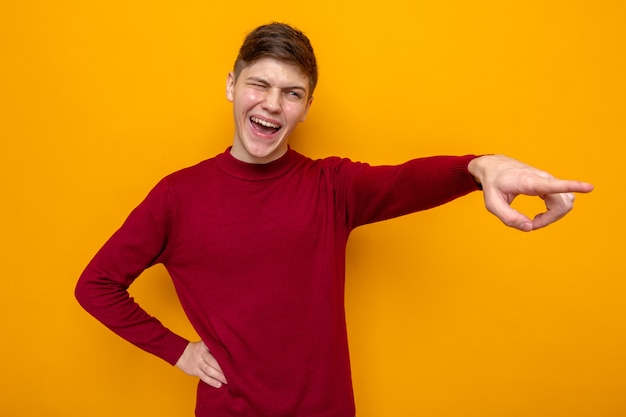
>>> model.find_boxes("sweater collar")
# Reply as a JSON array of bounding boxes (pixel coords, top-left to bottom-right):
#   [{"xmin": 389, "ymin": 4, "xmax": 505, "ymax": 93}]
[{"xmin": 215, "ymin": 147, "xmax": 302, "ymax": 181}]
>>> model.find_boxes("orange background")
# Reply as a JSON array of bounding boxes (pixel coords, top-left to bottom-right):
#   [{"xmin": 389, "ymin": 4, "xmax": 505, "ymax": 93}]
[{"xmin": 1, "ymin": 1, "xmax": 624, "ymax": 416}]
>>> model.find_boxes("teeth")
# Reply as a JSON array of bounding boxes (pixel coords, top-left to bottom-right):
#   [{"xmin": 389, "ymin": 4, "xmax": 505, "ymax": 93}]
[{"xmin": 251, "ymin": 117, "xmax": 280, "ymax": 129}]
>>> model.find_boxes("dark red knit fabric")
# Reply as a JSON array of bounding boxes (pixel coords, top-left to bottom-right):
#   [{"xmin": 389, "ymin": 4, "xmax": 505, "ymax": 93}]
[{"xmin": 76, "ymin": 148, "xmax": 479, "ymax": 417}]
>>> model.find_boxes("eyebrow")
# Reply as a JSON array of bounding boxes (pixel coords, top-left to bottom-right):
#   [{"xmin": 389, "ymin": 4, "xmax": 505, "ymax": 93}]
[{"xmin": 247, "ymin": 76, "xmax": 308, "ymax": 93}]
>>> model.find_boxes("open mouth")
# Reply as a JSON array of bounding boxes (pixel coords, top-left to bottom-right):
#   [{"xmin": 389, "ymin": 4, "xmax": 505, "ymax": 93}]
[{"xmin": 250, "ymin": 116, "xmax": 281, "ymax": 135}]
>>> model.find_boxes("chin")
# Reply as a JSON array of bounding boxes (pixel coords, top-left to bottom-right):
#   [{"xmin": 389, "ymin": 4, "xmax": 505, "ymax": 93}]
[{"xmin": 249, "ymin": 142, "xmax": 287, "ymax": 160}]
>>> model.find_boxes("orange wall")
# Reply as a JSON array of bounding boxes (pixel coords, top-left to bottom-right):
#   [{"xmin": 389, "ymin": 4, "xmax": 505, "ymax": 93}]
[{"xmin": 1, "ymin": 1, "xmax": 624, "ymax": 416}]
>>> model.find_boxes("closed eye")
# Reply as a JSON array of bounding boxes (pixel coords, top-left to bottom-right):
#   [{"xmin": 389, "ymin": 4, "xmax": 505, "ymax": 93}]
[
  {"xmin": 248, "ymin": 82, "xmax": 268, "ymax": 89},
  {"xmin": 246, "ymin": 77, "xmax": 270, "ymax": 89}
]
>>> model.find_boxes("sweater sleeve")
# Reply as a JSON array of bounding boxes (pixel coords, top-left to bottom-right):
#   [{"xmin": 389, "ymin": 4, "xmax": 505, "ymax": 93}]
[
  {"xmin": 335, "ymin": 155, "xmax": 481, "ymax": 229},
  {"xmin": 75, "ymin": 178, "xmax": 189, "ymax": 365}
]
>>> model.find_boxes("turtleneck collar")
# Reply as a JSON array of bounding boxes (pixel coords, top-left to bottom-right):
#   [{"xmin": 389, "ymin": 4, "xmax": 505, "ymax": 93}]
[{"xmin": 215, "ymin": 147, "xmax": 303, "ymax": 181}]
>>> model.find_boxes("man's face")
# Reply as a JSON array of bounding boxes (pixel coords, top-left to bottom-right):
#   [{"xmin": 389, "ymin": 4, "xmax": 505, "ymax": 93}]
[{"xmin": 226, "ymin": 57, "xmax": 313, "ymax": 164}]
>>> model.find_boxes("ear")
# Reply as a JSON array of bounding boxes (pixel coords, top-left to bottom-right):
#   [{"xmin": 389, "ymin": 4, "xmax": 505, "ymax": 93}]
[
  {"xmin": 226, "ymin": 72, "xmax": 235, "ymax": 102},
  {"xmin": 300, "ymin": 96, "xmax": 314, "ymax": 122}
]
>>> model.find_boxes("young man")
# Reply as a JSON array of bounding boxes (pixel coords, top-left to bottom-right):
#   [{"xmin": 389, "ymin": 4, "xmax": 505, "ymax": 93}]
[{"xmin": 75, "ymin": 23, "xmax": 593, "ymax": 417}]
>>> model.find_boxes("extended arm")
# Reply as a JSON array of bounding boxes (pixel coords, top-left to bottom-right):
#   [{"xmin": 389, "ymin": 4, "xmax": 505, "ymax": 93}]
[{"xmin": 468, "ymin": 154, "xmax": 594, "ymax": 231}]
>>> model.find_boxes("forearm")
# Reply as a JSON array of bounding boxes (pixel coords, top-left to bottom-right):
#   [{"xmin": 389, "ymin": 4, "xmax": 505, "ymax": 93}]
[
  {"xmin": 75, "ymin": 263, "xmax": 189, "ymax": 365},
  {"xmin": 345, "ymin": 154, "xmax": 481, "ymax": 227}
]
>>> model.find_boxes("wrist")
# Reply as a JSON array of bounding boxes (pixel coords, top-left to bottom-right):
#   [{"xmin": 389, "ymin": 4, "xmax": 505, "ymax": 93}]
[{"xmin": 468, "ymin": 155, "xmax": 490, "ymax": 190}]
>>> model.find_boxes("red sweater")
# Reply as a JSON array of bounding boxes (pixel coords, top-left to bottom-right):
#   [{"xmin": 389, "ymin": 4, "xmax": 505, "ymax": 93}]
[{"xmin": 75, "ymin": 148, "xmax": 479, "ymax": 417}]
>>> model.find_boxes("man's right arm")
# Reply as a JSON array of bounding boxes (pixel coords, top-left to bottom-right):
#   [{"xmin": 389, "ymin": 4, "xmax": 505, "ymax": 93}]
[{"xmin": 75, "ymin": 179, "xmax": 189, "ymax": 366}]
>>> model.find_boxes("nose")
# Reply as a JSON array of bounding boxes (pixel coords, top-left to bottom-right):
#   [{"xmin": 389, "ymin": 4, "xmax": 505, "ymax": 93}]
[{"xmin": 262, "ymin": 89, "xmax": 281, "ymax": 114}]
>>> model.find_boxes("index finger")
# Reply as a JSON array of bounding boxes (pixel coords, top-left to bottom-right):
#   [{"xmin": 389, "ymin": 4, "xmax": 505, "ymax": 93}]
[{"xmin": 529, "ymin": 179, "xmax": 594, "ymax": 197}]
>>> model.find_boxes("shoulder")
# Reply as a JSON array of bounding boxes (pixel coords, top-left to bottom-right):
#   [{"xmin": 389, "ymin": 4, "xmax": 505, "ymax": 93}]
[
  {"xmin": 293, "ymin": 150, "xmax": 368, "ymax": 174},
  {"xmin": 159, "ymin": 153, "xmax": 222, "ymax": 188}
]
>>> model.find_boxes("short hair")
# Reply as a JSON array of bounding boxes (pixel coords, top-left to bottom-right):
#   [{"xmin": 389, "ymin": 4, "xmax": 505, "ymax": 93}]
[{"xmin": 233, "ymin": 22, "xmax": 318, "ymax": 96}]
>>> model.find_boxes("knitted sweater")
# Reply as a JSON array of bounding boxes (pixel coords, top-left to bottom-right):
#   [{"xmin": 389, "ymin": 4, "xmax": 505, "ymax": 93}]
[{"xmin": 75, "ymin": 148, "xmax": 479, "ymax": 417}]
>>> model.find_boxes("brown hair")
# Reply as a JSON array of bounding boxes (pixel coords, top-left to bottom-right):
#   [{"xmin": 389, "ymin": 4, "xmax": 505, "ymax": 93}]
[{"xmin": 233, "ymin": 23, "xmax": 318, "ymax": 96}]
